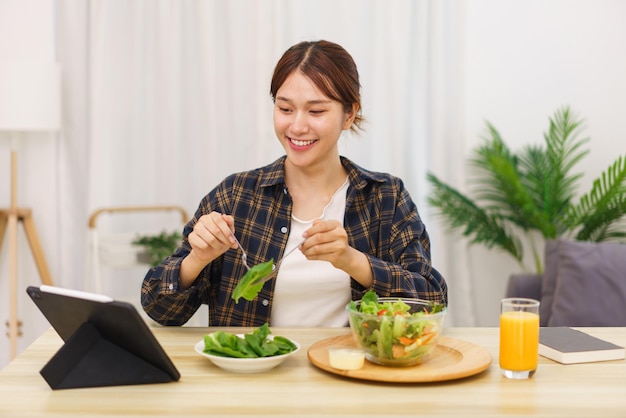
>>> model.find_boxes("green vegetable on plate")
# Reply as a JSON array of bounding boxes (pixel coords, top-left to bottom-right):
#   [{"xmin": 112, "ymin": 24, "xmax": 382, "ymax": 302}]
[{"xmin": 203, "ymin": 323, "xmax": 297, "ymax": 358}]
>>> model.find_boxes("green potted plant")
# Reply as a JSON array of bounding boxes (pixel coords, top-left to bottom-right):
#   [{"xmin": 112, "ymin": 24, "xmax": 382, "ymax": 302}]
[
  {"xmin": 132, "ymin": 230, "xmax": 182, "ymax": 267},
  {"xmin": 426, "ymin": 106, "xmax": 626, "ymax": 274}
]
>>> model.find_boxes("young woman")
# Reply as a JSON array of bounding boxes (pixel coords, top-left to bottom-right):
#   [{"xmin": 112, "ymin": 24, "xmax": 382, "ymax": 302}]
[{"xmin": 141, "ymin": 40, "xmax": 447, "ymax": 327}]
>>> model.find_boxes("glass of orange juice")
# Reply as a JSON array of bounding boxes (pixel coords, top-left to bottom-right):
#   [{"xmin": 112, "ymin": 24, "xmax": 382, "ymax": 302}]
[{"xmin": 499, "ymin": 297, "xmax": 540, "ymax": 379}]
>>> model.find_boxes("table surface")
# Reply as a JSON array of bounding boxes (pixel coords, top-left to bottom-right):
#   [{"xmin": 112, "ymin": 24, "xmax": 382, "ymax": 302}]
[{"xmin": 1, "ymin": 326, "xmax": 626, "ymax": 417}]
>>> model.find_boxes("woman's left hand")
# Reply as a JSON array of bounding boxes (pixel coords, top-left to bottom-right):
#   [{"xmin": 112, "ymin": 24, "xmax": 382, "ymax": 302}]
[
  {"xmin": 301, "ymin": 220, "xmax": 355, "ymax": 271},
  {"xmin": 302, "ymin": 219, "xmax": 374, "ymax": 288}
]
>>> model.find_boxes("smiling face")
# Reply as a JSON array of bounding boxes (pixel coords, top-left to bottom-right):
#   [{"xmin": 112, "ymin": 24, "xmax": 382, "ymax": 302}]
[{"xmin": 274, "ymin": 71, "xmax": 355, "ymax": 170}]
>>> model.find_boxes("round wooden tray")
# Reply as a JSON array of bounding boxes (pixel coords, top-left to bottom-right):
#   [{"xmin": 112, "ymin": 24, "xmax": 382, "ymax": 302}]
[{"xmin": 307, "ymin": 335, "xmax": 492, "ymax": 382}]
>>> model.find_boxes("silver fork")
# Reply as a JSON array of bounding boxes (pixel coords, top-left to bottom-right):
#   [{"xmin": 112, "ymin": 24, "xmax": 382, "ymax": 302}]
[
  {"xmin": 259, "ymin": 239, "xmax": 306, "ymax": 283},
  {"xmin": 233, "ymin": 235, "xmax": 305, "ymax": 280},
  {"xmin": 274, "ymin": 239, "xmax": 306, "ymax": 270},
  {"xmin": 231, "ymin": 234, "xmax": 251, "ymax": 271}
]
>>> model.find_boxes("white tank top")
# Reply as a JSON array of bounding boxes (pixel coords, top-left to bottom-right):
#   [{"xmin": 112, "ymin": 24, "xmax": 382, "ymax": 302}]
[{"xmin": 270, "ymin": 177, "xmax": 351, "ymax": 327}]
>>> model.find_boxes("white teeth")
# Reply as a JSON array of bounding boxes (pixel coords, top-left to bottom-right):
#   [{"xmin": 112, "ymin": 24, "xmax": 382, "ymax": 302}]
[{"xmin": 291, "ymin": 138, "xmax": 315, "ymax": 147}]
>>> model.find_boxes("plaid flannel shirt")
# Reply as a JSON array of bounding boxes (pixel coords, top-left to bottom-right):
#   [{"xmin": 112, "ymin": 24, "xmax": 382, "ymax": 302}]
[{"xmin": 141, "ymin": 156, "xmax": 447, "ymax": 326}]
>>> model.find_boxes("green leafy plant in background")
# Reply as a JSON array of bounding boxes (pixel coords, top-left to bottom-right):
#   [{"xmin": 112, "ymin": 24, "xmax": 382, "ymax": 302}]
[
  {"xmin": 132, "ymin": 230, "xmax": 182, "ymax": 267},
  {"xmin": 426, "ymin": 106, "xmax": 626, "ymax": 274}
]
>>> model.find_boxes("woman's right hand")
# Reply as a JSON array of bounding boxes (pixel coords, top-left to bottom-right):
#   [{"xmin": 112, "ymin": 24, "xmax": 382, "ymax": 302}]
[
  {"xmin": 180, "ymin": 212, "xmax": 236, "ymax": 288},
  {"xmin": 188, "ymin": 212, "xmax": 237, "ymax": 262}
]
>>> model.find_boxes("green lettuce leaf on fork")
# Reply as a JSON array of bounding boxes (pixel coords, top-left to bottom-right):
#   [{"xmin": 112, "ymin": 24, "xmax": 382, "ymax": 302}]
[{"xmin": 231, "ymin": 259, "xmax": 274, "ymax": 303}]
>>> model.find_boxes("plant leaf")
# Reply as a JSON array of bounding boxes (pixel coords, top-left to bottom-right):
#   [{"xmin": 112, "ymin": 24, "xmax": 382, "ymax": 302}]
[
  {"xmin": 425, "ymin": 106, "xmax": 626, "ymax": 274},
  {"xmin": 132, "ymin": 230, "xmax": 182, "ymax": 267},
  {"xmin": 427, "ymin": 173, "xmax": 524, "ymax": 263},
  {"xmin": 565, "ymin": 155, "xmax": 626, "ymax": 241},
  {"xmin": 473, "ymin": 123, "xmax": 557, "ymax": 238}
]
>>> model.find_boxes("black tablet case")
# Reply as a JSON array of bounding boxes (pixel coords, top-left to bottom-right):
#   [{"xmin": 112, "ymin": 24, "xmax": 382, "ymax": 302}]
[{"xmin": 26, "ymin": 285, "xmax": 180, "ymax": 390}]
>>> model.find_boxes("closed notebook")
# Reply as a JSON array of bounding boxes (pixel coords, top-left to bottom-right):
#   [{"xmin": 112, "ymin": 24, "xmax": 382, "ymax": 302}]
[{"xmin": 539, "ymin": 327, "xmax": 625, "ymax": 364}]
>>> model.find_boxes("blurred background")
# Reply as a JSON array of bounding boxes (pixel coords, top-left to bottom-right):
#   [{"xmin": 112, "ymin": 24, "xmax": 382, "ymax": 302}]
[{"xmin": 1, "ymin": 0, "xmax": 625, "ymax": 368}]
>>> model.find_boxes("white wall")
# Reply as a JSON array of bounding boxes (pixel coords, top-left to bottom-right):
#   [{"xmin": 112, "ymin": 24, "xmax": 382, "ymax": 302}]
[{"xmin": 460, "ymin": 0, "xmax": 626, "ymax": 325}]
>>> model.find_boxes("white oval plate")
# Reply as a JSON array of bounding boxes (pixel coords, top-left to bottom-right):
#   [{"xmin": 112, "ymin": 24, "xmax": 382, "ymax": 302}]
[{"xmin": 194, "ymin": 335, "xmax": 300, "ymax": 374}]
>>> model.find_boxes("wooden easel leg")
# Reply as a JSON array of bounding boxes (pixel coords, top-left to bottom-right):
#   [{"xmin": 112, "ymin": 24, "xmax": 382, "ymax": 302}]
[
  {"xmin": 0, "ymin": 211, "xmax": 7, "ymax": 253},
  {"xmin": 2, "ymin": 208, "xmax": 54, "ymax": 359},
  {"xmin": 7, "ymin": 211, "xmax": 19, "ymax": 360},
  {"xmin": 3, "ymin": 146, "xmax": 55, "ymax": 359},
  {"xmin": 20, "ymin": 211, "xmax": 53, "ymax": 286}
]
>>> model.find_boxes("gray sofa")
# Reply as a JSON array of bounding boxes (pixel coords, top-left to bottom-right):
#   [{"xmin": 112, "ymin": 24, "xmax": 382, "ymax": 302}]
[{"xmin": 505, "ymin": 238, "xmax": 626, "ymax": 327}]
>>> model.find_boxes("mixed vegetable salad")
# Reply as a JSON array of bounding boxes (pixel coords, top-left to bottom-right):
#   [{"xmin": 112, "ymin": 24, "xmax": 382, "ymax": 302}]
[
  {"xmin": 347, "ymin": 290, "xmax": 446, "ymax": 363},
  {"xmin": 203, "ymin": 323, "xmax": 297, "ymax": 358}
]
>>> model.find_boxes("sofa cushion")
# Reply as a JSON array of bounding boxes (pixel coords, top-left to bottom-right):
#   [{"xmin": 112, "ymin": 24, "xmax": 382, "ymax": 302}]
[
  {"xmin": 505, "ymin": 273, "xmax": 542, "ymax": 301},
  {"xmin": 547, "ymin": 239, "xmax": 626, "ymax": 327},
  {"xmin": 539, "ymin": 240, "xmax": 560, "ymax": 326}
]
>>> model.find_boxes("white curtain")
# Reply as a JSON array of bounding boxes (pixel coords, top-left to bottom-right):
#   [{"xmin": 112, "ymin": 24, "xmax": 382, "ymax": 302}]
[{"xmin": 54, "ymin": 0, "xmax": 475, "ymax": 326}]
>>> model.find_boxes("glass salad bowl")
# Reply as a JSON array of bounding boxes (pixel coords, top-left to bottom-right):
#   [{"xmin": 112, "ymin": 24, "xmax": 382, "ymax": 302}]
[{"xmin": 346, "ymin": 292, "xmax": 447, "ymax": 367}]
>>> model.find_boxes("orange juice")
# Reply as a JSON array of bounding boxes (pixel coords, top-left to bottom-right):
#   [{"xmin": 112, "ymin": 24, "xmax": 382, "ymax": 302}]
[{"xmin": 499, "ymin": 310, "xmax": 539, "ymax": 371}]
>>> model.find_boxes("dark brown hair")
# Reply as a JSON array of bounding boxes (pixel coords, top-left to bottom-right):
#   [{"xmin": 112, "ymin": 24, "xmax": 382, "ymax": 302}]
[{"xmin": 270, "ymin": 40, "xmax": 363, "ymax": 132}]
